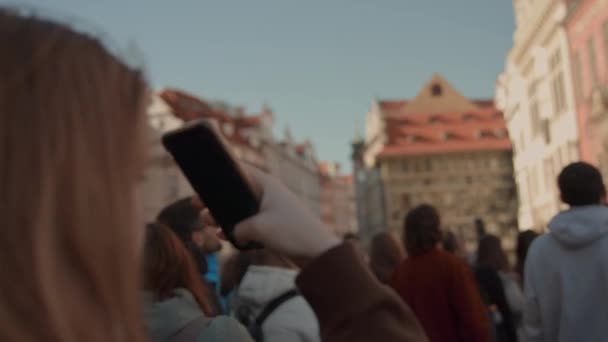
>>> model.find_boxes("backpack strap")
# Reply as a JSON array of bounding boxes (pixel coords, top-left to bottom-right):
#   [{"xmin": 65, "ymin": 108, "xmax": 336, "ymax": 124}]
[
  {"xmin": 255, "ymin": 289, "xmax": 300, "ymax": 327},
  {"xmin": 170, "ymin": 315, "xmax": 211, "ymax": 342}
]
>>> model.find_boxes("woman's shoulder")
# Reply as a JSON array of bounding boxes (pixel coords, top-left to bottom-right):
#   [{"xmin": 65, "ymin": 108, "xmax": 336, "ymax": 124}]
[{"xmin": 196, "ymin": 316, "xmax": 254, "ymax": 342}]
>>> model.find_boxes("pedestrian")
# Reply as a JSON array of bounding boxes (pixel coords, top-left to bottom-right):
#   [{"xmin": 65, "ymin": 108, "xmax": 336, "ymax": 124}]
[
  {"xmin": 232, "ymin": 249, "xmax": 321, "ymax": 342},
  {"xmin": 369, "ymin": 232, "xmax": 405, "ymax": 284},
  {"xmin": 515, "ymin": 230, "xmax": 538, "ymax": 284},
  {"xmin": 142, "ymin": 223, "xmax": 253, "ymax": 341},
  {"xmin": 476, "ymin": 234, "xmax": 523, "ymax": 342},
  {"xmin": 157, "ymin": 197, "xmax": 224, "ymax": 314},
  {"xmin": 391, "ymin": 204, "xmax": 490, "ymax": 342},
  {"xmin": 0, "ymin": 9, "xmax": 428, "ymax": 342},
  {"xmin": 524, "ymin": 162, "xmax": 608, "ymax": 342}
]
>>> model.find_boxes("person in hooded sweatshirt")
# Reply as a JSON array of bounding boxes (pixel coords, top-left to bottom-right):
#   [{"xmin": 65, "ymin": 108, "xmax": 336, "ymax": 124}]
[
  {"xmin": 142, "ymin": 223, "xmax": 253, "ymax": 342},
  {"xmin": 232, "ymin": 249, "xmax": 321, "ymax": 342},
  {"xmin": 523, "ymin": 162, "xmax": 608, "ymax": 342}
]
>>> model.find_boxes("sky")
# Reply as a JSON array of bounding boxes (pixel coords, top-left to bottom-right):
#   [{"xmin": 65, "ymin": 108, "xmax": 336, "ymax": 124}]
[{"xmin": 17, "ymin": 0, "xmax": 515, "ymax": 170}]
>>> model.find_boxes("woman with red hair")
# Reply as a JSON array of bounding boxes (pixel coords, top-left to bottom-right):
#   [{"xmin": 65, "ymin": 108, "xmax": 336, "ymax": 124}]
[{"xmin": 142, "ymin": 223, "xmax": 253, "ymax": 341}]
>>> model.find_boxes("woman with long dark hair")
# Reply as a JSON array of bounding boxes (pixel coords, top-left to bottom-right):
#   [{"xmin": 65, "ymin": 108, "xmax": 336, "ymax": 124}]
[
  {"xmin": 142, "ymin": 223, "xmax": 252, "ymax": 341},
  {"xmin": 475, "ymin": 234, "xmax": 524, "ymax": 342}
]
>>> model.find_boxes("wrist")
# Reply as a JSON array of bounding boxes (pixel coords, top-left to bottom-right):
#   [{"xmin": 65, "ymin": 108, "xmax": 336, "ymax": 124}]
[{"xmin": 307, "ymin": 234, "xmax": 341, "ymax": 259}]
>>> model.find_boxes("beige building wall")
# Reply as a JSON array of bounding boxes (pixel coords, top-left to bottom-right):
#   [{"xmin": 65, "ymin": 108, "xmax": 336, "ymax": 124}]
[
  {"xmin": 381, "ymin": 151, "xmax": 518, "ymax": 252},
  {"xmin": 496, "ymin": 0, "xmax": 579, "ymax": 230},
  {"xmin": 141, "ymin": 95, "xmax": 193, "ymax": 221},
  {"xmin": 263, "ymin": 140, "xmax": 321, "ymax": 216},
  {"xmin": 364, "ymin": 101, "xmax": 387, "ymax": 168},
  {"xmin": 320, "ymin": 163, "xmax": 358, "ymax": 237}
]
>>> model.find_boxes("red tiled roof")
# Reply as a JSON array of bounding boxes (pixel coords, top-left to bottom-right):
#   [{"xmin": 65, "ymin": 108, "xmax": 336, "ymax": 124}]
[
  {"xmin": 234, "ymin": 115, "xmax": 262, "ymax": 128},
  {"xmin": 158, "ymin": 88, "xmax": 266, "ymax": 153},
  {"xmin": 378, "ymin": 100, "xmax": 408, "ymax": 116},
  {"xmin": 160, "ymin": 89, "xmax": 231, "ymax": 122},
  {"xmin": 378, "ymin": 99, "xmax": 511, "ymax": 158}
]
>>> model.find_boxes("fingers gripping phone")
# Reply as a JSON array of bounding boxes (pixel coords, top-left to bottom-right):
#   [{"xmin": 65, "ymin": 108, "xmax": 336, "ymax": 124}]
[{"xmin": 162, "ymin": 120, "xmax": 262, "ymax": 250}]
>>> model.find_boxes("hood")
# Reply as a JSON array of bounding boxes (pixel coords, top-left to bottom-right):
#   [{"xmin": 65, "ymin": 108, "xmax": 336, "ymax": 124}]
[
  {"xmin": 142, "ymin": 288, "xmax": 204, "ymax": 341},
  {"xmin": 548, "ymin": 205, "xmax": 608, "ymax": 248},
  {"xmin": 235, "ymin": 266, "xmax": 298, "ymax": 311}
]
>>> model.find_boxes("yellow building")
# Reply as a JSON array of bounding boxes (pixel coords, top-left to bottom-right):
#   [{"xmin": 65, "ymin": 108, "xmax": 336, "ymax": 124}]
[{"xmin": 362, "ymin": 75, "xmax": 518, "ymax": 252}]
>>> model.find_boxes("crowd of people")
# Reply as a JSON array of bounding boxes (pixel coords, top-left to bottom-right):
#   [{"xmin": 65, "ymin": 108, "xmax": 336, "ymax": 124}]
[{"xmin": 2, "ymin": 9, "xmax": 608, "ymax": 342}]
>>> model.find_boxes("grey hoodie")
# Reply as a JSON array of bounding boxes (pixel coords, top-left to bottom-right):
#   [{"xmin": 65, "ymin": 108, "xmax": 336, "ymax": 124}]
[
  {"xmin": 142, "ymin": 288, "xmax": 253, "ymax": 342},
  {"xmin": 523, "ymin": 205, "xmax": 608, "ymax": 342}
]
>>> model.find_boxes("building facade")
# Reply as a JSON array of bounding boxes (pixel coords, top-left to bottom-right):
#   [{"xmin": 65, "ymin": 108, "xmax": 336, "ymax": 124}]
[
  {"xmin": 319, "ymin": 162, "xmax": 358, "ymax": 237},
  {"xmin": 566, "ymin": 0, "xmax": 608, "ymax": 180},
  {"xmin": 159, "ymin": 88, "xmax": 322, "ymax": 217},
  {"xmin": 141, "ymin": 94, "xmax": 193, "ymax": 221},
  {"xmin": 262, "ymin": 131, "xmax": 322, "ymax": 216},
  {"xmin": 496, "ymin": 0, "xmax": 579, "ymax": 231},
  {"xmin": 363, "ymin": 74, "xmax": 518, "ymax": 252}
]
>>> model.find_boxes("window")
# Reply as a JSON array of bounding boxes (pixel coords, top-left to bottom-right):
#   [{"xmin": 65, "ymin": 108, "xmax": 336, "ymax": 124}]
[
  {"xmin": 529, "ymin": 100, "xmax": 541, "ymax": 137},
  {"xmin": 541, "ymin": 119, "xmax": 551, "ymax": 144},
  {"xmin": 551, "ymin": 72, "xmax": 567, "ymax": 114},
  {"xmin": 588, "ymin": 37, "xmax": 599, "ymax": 86},
  {"xmin": 401, "ymin": 161, "xmax": 409, "ymax": 172},
  {"xmin": 549, "ymin": 50, "xmax": 567, "ymax": 115},
  {"xmin": 431, "ymin": 84, "xmax": 442, "ymax": 97},
  {"xmin": 572, "ymin": 52, "xmax": 583, "ymax": 102}
]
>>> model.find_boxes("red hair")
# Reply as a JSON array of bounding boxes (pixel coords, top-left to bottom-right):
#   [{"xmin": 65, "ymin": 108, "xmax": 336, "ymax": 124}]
[{"xmin": 143, "ymin": 223, "xmax": 214, "ymax": 316}]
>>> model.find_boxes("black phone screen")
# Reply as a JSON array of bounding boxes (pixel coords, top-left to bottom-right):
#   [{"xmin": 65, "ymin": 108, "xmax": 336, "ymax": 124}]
[{"xmin": 161, "ymin": 120, "xmax": 261, "ymax": 249}]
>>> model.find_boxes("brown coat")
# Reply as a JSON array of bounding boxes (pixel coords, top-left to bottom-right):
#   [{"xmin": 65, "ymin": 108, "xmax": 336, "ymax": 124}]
[
  {"xmin": 391, "ymin": 248, "xmax": 490, "ymax": 342},
  {"xmin": 296, "ymin": 243, "xmax": 428, "ymax": 342}
]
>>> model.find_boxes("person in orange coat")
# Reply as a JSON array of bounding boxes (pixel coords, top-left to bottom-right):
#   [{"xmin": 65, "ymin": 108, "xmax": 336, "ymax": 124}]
[{"xmin": 391, "ymin": 204, "xmax": 490, "ymax": 342}]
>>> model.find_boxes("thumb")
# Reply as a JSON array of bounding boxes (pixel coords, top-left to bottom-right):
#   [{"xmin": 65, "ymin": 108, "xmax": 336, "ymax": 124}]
[{"xmin": 234, "ymin": 215, "xmax": 263, "ymax": 245}]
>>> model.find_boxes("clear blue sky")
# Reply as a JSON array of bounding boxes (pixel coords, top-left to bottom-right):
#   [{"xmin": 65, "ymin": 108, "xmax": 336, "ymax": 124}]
[{"xmin": 19, "ymin": 0, "xmax": 515, "ymax": 170}]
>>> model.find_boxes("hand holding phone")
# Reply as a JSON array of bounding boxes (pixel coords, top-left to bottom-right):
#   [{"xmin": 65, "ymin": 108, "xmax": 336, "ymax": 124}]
[{"xmin": 162, "ymin": 120, "xmax": 262, "ymax": 250}]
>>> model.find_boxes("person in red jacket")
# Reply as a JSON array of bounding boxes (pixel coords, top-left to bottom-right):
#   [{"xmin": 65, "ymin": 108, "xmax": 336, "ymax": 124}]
[{"xmin": 391, "ymin": 204, "xmax": 490, "ymax": 342}]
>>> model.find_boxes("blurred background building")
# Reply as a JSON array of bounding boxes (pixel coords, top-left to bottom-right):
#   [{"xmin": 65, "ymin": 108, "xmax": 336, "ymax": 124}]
[
  {"xmin": 141, "ymin": 88, "xmax": 354, "ymax": 230},
  {"xmin": 496, "ymin": 0, "xmax": 608, "ymax": 231},
  {"xmin": 566, "ymin": 0, "xmax": 608, "ymax": 181},
  {"xmin": 319, "ymin": 162, "xmax": 358, "ymax": 238},
  {"xmin": 355, "ymin": 74, "xmax": 518, "ymax": 252}
]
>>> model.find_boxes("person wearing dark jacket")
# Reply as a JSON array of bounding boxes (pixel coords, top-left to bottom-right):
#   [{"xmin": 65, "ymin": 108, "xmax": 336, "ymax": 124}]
[
  {"xmin": 475, "ymin": 234, "xmax": 522, "ymax": 342},
  {"xmin": 391, "ymin": 204, "xmax": 490, "ymax": 342}
]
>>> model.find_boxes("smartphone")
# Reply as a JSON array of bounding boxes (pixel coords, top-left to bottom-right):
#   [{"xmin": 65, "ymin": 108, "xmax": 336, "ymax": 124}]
[{"xmin": 162, "ymin": 120, "xmax": 262, "ymax": 250}]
